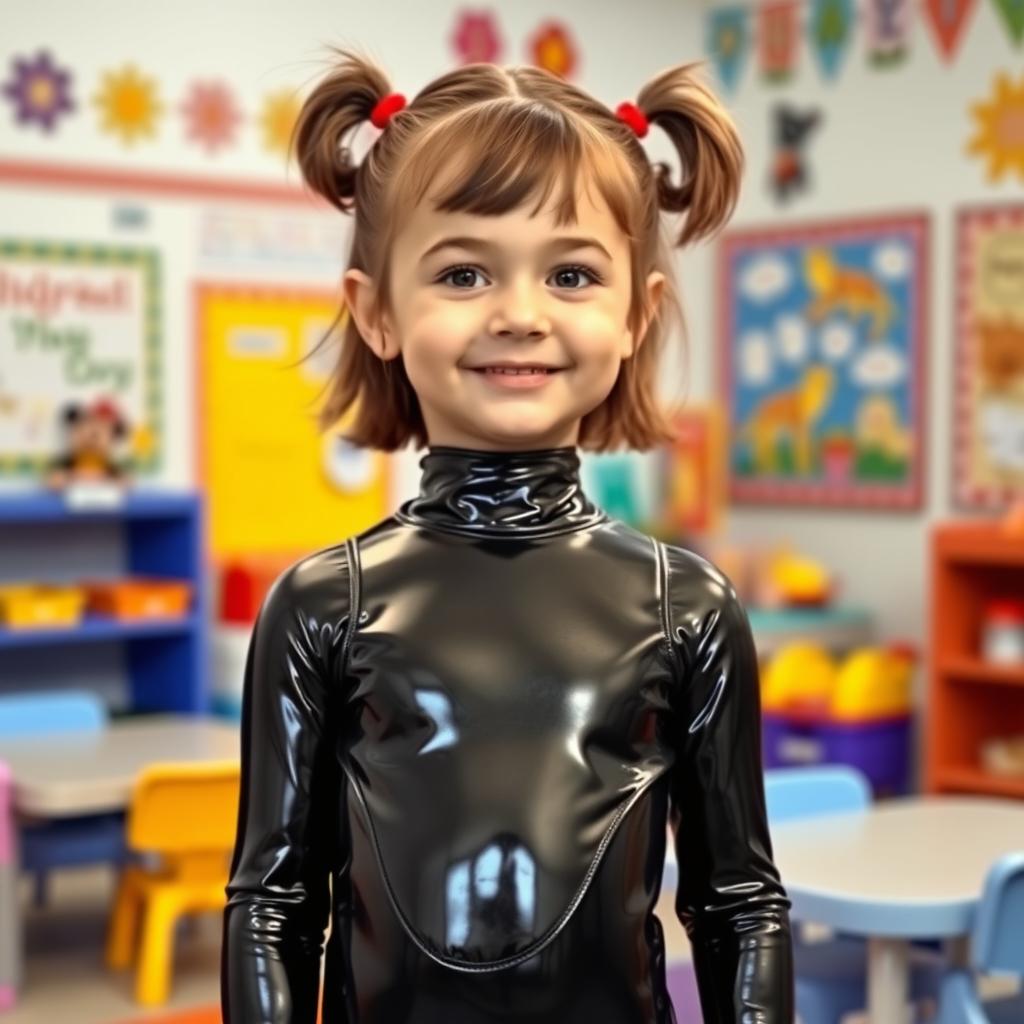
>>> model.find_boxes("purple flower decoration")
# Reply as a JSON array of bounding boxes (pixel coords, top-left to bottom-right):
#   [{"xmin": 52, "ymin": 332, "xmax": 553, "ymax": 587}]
[{"xmin": 3, "ymin": 50, "xmax": 75, "ymax": 132}]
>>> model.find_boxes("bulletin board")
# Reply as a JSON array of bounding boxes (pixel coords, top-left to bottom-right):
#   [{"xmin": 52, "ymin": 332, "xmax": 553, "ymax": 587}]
[
  {"xmin": 953, "ymin": 204, "xmax": 1024, "ymax": 510},
  {"xmin": 718, "ymin": 213, "xmax": 928, "ymax": 510},
  {"xmin": 196, "ymin": 283, "xmax": 390, "ymax": 557},
  {"xmin": 0, "ymin": 236, "xmax": 162, "ymax": 476}
]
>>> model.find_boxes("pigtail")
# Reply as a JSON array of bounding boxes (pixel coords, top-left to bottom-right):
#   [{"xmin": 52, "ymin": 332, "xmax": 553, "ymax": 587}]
[
  {"xmin": 292, "ymin": 46, "xmax": 393, "ymax": 213},
  {"xmin": 635, "ymin": 60, "xmax": 744, "ymax": 246}
]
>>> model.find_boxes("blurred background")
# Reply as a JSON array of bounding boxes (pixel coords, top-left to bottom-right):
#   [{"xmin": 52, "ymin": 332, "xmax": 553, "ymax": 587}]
[{"xmin": 1, "ymin": 2, "xmax": 1024, "ymax": 1022}]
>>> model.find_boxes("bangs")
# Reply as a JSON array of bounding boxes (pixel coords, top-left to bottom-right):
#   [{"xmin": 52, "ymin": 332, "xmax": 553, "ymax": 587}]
[{"xmin": 388, "ymin": 100, "xmax": 642, "ymax": 242}]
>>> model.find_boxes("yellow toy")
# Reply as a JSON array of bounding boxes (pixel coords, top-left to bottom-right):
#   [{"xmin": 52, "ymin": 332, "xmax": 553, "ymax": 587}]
[
  {"xmin": 831, "ymin": 643, "xmax": 917, "ymax": 721},
  {"xmin": 763, "ymin": 641, "xmax": 917, "ymax": 720},
  {"xmin": 762, "ymin": 643, "xmax": 837, "ymax": 713},
  {"xmin": 105, "ymin": 761, "xmax": 240, "ymax": 1005}
]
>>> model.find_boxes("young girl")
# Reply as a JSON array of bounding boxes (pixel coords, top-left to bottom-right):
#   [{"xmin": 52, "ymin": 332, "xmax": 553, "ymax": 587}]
[{"xmin": 222, "ymin": 48, "xmax": 794, "ymax": 1024}]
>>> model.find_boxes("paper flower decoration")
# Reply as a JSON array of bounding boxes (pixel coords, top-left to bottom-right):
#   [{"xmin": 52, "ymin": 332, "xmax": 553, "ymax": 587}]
[
  {"xmin": 967, "ymin": 72, "xmax": 1024, "ymax": 182},
  {"xmin": 260, "ymin": 88, "xmax": 301, "ymax": 155},
  {"xmin": 528, "ymin": 21, "xmax": 577, "ymax": 79},
  {"xmin": 2, "ymin": 50, "xmax": 74, "ymax": 132},
  {"xmin": 181, "ymin": 80, "xmax": 241, "ymax": 154},
  {"xmin": 452, "ymin": 10, "xmax": 503, "ymax": 64},
  {"xmin": 94, "ymin": 64, "xmax": 162, "ymax": 145}
]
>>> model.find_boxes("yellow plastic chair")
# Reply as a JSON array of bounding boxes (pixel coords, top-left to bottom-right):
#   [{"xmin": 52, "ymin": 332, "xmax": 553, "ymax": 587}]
[{"xmin": 105, "ymin": 760, "xmax": 240, "ymax": 1005}]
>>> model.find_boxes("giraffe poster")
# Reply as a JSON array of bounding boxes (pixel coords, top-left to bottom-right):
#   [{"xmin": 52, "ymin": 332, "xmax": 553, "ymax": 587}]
[{"xmin": 718, "ymin": 213, "xmax": 928, "ymax": 508}]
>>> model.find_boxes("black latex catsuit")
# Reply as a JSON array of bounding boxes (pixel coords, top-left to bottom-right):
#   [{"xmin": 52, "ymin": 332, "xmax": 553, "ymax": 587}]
[{"xmin": 222, "ymin": 445, "xmax": 794, "ymax": 1024}]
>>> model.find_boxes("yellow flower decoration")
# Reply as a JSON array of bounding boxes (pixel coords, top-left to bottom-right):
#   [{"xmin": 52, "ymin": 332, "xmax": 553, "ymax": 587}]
[
  {"xmin": 260, "ymin": 88, "xmax": 301, "ymax": 156},
  {"xmin": 93, "ymin": 64, "xmax": 162, "ymax": 145},
  {"xmin": 967, "ymin": 73, "xmax": 1024, "ymax": 183}
]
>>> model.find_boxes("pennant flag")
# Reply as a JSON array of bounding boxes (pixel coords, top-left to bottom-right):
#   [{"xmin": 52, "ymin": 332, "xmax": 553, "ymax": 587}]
[
  {"xmin": 707, "ymin": 6, "xmax": 750, "ymax": 92},
  {"xmin": 809, "ymin": 0, "xmax": 854, "ymax": 80},
  {"xmin": 991, "ymin": 0, "xmax": 1024, "ymax": 45},
  {"xmin": 865, "ymin": 0, "xmax": 914, "ymax": 66},
  {"xmin": 760, "ymin": 1, "xmax": 800, "ymax": 83},
  {"xmin": 922, "ymin": 0, "xmax": 978, "ymax": 62}
]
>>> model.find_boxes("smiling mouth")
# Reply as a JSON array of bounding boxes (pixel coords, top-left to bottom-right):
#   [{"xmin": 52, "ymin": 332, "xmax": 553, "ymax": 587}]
[{"xmin": 467, "ymin": 367, "xmax": 566, "ymax": 376}]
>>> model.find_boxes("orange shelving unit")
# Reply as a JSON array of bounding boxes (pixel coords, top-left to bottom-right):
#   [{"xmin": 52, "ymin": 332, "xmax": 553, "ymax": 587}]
[{"xmin": 925, "ymin": 520, "xmax": 1024, "ymax": 798}]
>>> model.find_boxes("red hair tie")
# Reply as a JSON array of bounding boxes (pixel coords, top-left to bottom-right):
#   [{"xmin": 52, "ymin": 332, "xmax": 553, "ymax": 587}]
[
  {"xmin": 615, "ymin": 101, "xmax": 648, "ymax": 139},
  {"xmin": 370, "ymin": 92, "xmax": 406, "ymax": 130}
]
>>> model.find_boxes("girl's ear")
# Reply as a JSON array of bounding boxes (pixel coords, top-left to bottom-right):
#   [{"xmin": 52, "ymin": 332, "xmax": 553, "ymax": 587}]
[
  {"xmin": 627, "ymin": 270, "xmax": 667, "ymax": 357},
  {"xmin": 343, "ymin": 269, "xmax": 400, "ymax": 359}
]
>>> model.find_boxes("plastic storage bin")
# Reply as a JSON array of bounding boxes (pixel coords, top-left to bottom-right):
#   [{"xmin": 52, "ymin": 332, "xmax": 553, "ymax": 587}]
[
  {"xmin": 762, "ymin": 709, "xmax": 911, "ymax": 797},
  {"xmin": 82, "ymin": 578, "xmax": 192, "ymax": 620},
  {"xmin": 0, "ymin": 584, "xmax": 85, "ymax": 629}
]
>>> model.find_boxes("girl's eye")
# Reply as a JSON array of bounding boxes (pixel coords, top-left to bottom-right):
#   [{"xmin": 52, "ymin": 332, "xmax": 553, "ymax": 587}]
[{"xmin": 436, "ymin": 264, "xmax": 603, "ymax": 290}]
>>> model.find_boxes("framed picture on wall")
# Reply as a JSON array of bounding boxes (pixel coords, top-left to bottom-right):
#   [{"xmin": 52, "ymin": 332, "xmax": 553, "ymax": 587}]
[
  {"xmin": 0, "ymin": 238, "xmax": 163, "ymax": 478},
  {"xmin": 953, "ymin": 204, "xmax": 1024, "ymax": 510},
  {"xmin": 717, "ymin": 213, "xmax": 928, "ymax": 509}
]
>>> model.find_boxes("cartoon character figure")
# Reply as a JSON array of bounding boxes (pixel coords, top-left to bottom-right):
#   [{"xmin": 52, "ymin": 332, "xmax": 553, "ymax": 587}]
[
  {"xmin": 740, "ymin": 364, "xmax": 834, "ymax": 475},
  {"xmin": 221, "ymin": 50, "xmax": 794, "ymax": 1024},
  {"xmin": 804, "ymin": 247, "xmax": 896, "ymax": 339},
  {"xmin": 769, "ymin": 104, "xmax": 820, "ymax": 203},
  {"xmin": 45, "ymin": 397, "xmax": 131, "ymax": 489}
]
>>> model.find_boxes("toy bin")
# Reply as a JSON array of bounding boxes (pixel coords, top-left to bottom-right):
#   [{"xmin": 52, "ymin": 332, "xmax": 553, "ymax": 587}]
[
  {"xmin": 762, "ymin": 709, "xmax": 912, "ymax": 797},
  {"xmin": 82, "ymin": 578, "xmax": 192, "ymax": 620},
  {"xmin": 0, "ymin": 584, "xmax": 85, "ymax": 630}
]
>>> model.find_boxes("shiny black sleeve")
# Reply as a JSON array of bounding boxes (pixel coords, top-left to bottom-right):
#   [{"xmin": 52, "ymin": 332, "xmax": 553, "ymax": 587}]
[
  {"xmin": 221, "ymin": 552, "xmax": 352, "ymax": 1024},
  {"xmin": 661, "ymin": 543, "xmax": 794, "ymax": 1023}
]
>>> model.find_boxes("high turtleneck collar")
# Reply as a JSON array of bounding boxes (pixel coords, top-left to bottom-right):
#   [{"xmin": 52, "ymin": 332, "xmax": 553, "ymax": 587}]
[{"xmin": 395, "ymin": 445, "xmax": 608, "ymax": 538}]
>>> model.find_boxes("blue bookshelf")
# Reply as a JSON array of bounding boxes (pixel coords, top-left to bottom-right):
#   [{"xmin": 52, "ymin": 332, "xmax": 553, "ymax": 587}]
[{"xmin": 0, "ymin": 490, "xmax": 208, "ymax": 713}]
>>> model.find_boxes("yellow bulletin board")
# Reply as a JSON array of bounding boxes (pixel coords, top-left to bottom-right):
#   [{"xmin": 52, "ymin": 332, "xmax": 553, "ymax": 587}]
[{"xmin": 195, "ymin": 283, "xmax": 390, "ymax": 557}]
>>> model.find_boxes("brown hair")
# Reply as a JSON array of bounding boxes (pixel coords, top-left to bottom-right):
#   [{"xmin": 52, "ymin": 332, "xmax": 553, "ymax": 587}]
[{"xmin": 293, "ymin": 46, "xmax": 743, "ymax": 452}]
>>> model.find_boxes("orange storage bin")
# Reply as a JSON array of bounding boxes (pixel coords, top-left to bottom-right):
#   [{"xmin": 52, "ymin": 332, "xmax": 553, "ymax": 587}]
[
  {"xmin": 83, "ymin": 578, "xmax": 193, "ymax": 620},
  {"xmin": 0, "ymin": 583, "xmax": 86, "ymax": 629}
]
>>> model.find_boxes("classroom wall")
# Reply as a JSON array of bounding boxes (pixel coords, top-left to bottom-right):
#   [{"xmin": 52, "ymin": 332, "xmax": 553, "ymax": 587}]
[
  {"xmin": 0, "ymin": 0, "xmax": 700, "ymax": 511},
  {"xmin": 3, "ymin": 0, "xmax": 1013, "ymax": 669},
  {"xmin": 681, "ymin": 1, "xmax": 1021, "ymax": 668}
]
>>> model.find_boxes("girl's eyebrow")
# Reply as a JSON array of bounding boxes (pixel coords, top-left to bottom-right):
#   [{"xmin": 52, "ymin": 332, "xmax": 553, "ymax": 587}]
[{"xmin": 419, "ymin": 235, "xmax": 613, "ymax": 263}]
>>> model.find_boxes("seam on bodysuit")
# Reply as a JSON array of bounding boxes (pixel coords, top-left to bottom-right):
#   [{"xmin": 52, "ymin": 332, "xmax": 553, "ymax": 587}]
[
  {"xmin": 342, "ymin": 760, "xmax": 671, "ymax": 974},
  {"xmin": 654, "ymin": 539, "xmax": 676, "ymax": 663},
  {"xmin": 341, "ymin": 536, "xmax": 363, "ymax": 680}
]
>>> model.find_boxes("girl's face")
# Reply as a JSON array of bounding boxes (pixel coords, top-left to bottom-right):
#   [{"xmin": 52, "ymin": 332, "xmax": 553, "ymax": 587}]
[{"xmin": 343, "ymin": 175, "xmax": 664, "ymax": 451}]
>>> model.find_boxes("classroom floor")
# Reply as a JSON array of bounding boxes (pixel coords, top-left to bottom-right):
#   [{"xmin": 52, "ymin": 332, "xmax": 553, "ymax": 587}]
[{"xmin": 4, "ymin": 866, "xmax": 697, "ymax": 1024}]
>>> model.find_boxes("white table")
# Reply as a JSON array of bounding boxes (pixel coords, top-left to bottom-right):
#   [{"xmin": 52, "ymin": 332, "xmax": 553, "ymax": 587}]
[
  {"xmin": 768, "ymin": 796, "xmax": 1024, "ymax": 1023},
  {"xmin": 0, "ymin": 714, "xmax": 240, "ymax": 817},
  {"xmin": 0, "ymin": 714, "xmax": 240, "ymax": 1007}
]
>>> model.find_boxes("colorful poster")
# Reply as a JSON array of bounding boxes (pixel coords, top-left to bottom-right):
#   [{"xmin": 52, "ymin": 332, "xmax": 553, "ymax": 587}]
[
  {"xmin": 196, "ymin": 283, "xmax": 390, "ymax": 557},
  {"xmin": 0, "ymin": 239, "xmax": 162, "ymax": 477},
  {"xmin": 953, "ymin": 205, "xmax": 1024, "ymax": 510},
  {"xmin": 718, "ymin": 214, "xmax": 928, "ymax": 509}
]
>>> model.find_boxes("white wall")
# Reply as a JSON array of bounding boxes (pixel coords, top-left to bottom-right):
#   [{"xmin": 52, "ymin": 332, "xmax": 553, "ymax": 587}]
[
  {"xmin": 0, "ymin": 0, "xmax": 702, "ymax": 512},
  {"xmin": 4, "ymin": 0, "xmax": 1013, "ymax": 659},
  {"xmin": 681, "ymin": 2, "xmax": 1019, "ymax": 660}
]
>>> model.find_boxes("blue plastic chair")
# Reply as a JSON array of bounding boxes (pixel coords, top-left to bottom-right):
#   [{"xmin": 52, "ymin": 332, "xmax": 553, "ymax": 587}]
[
  {"xmin": 931, "ymin": 852, "xmax": 1024, "ymax": 1024},
  {"xmin": 764, "ymin": 765, "xmax": 945, "ymax": 1024},
  {"xmin": 0, "ymin": 691, "xmax": 127, "ymax": 907}
]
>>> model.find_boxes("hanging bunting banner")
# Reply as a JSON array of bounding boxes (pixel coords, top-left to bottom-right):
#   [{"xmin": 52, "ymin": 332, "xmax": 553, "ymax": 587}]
[
  {"xmin": 760, "ymin": 1, "xmax": 800, "ymax": 83},
  {"xmin": 922, "ymin": 0, "xmax": 978, "ymax": 62},
  {"xmin": 991, "ymin": 0, "xmax": 1024, "ymax": 45},
  {"xmin": 865, "ymin": 0, "xmax": 915, "ymax": 66},
  {"xmin": 707, "ymin": 6, "xmax": 750, "ymax": 93},
  {"xmin": 809, "ymin": 0, "xmax": 854, "ymax": 80}
]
